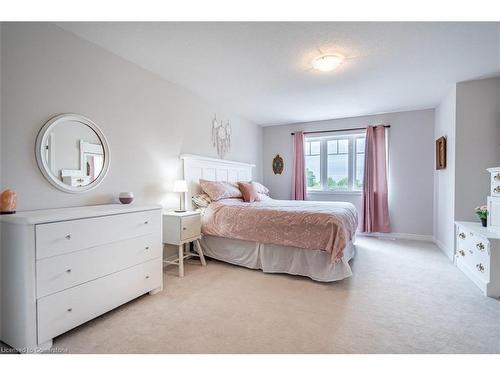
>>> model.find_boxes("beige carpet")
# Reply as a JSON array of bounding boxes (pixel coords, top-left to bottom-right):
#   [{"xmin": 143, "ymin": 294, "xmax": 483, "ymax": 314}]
[{"xmin": 8, "ymin": 237, "xmax": 500, "ymax": 353}]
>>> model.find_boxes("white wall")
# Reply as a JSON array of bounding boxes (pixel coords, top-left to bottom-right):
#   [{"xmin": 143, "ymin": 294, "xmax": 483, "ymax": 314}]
[
  {"xmin": 433, "ymin": 87, "xmax": 457, "ymax": 258},
  {"xmin": 262, "ymin": 109, "xmax": 435, "ymax": 237},
  {"xmin": 433, "ymin": 77, "xmax": 500, "ymax": 260},
  {"xmin": 0, "ymin": 23, "xmax": 262, "ymax": 211},
  {"xmin": 455, "ymin": 77, "xmax": 500, "ymax": 221}
]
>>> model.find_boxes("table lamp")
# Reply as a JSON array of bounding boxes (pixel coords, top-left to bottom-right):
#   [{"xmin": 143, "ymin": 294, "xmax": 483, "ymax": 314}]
[{"xmin": 173, "ymin": 180, "xmax": 188, "ymax": 212}]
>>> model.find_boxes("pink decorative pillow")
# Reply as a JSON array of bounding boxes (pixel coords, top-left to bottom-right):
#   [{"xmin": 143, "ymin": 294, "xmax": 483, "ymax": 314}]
[
  {"xmin": 238, "ymin": 182, "xmax": 258, "ymax": 203},
  {"xmin": 199, "ymin": 179, "xmax": 242, "ymax": 201}
]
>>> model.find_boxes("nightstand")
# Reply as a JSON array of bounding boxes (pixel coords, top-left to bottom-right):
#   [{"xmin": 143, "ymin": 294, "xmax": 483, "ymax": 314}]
[{"xmin": 162, "ymin": 211, "xmax": 206, "ymax": 277}]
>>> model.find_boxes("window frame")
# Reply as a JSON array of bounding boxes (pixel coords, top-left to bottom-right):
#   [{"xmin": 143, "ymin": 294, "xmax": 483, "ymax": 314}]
[
  {"xmin": 353, "ymin": 134, "xmax": 366, "ymax": 191},
  {"xmin": 304, "ymin": 132, "xmax": 366, "ymax": 195}
]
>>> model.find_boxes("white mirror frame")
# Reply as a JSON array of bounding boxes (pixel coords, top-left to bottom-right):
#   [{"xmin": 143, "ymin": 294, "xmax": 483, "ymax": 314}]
[{"xmin": 35, "ymin": 113, "xmax": 111, "ymax": 194}]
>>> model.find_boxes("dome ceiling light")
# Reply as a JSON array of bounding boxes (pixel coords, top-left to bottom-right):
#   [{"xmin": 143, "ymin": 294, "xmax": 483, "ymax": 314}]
[{"xmin": 312, "ymin": 54, "xmax": 345, "ymax": 72}]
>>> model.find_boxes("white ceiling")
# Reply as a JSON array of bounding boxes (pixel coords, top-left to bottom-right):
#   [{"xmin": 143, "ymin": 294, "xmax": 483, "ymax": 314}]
[{"xmin": 57, "ymin": 22, "xmax": 500, "ymax": 126}]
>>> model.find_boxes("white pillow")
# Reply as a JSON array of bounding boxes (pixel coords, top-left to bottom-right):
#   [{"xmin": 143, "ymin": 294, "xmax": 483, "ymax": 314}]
[{"xmin": 251, "ymin": 181, "xmax": 270, "ymax": 195}]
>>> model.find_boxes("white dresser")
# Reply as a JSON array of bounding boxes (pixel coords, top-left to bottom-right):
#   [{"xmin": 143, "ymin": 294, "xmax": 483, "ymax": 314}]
[
  {"xmin": 0, "ymin": 204, "xmax": 163, "ymax": 352},
  {"xmin": 455, "ymin": 222, "xmax": 500, "ymax": 297}
]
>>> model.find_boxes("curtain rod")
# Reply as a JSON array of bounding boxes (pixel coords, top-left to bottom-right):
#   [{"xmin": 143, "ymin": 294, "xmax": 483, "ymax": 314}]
[{"xmin": 290, "ymin": 125, "xmax": 390, "ymax": 136}]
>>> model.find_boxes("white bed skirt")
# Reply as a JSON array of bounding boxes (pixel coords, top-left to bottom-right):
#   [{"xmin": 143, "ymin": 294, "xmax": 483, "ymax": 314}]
[{"xmin": 199, "ymin": 235, "xmax": 356, "ymax": 282}]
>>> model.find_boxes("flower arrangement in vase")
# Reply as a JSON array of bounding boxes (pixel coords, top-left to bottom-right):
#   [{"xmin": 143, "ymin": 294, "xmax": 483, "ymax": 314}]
[{"xmin": 475, "ymin": 205, "xmax": 488, "ymax": 227}]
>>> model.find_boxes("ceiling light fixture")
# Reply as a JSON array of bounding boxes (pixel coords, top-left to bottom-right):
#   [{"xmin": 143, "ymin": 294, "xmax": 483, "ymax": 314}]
[{"xmin": 312, "ymin": 54, "xmax": 345, "ymax": 72}]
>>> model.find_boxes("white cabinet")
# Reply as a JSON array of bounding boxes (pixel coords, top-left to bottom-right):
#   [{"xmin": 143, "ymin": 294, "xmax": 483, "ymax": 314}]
[
  {"xmin": 0, "ymin": 204, "xmax": 163, "ymax": 352},
  {"xmin": 162, "ymin": 211, "xmax": 205, "ymax": 278},
  {"xmin": 455, "ymin": 222, "xmax": 500, "ymax": 297}
]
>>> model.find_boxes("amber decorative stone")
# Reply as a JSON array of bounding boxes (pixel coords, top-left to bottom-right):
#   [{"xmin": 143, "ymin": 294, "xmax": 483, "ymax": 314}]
[{"xmin": 0, "ymin": 189, "xmax": 17, "ymax": 214}]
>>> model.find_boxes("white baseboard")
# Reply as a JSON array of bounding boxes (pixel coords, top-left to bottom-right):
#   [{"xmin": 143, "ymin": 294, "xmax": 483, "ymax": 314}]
[
  {"xmin": 432, "ymin": 237, "xmax": 454, "ymax": 261},
  {"xmin": 357, "ymin": 231, "xmax": 433, "ymax": 242}
]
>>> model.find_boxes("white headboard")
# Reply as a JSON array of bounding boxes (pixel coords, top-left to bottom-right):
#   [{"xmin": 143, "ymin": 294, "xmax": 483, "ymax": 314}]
[{"xmin": 180, "ymin": 154, "xmax": 255, "ymax": 210}]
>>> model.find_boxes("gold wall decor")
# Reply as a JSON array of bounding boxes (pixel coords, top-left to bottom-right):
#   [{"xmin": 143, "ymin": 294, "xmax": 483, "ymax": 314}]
[
  {"xmin": 436, "ymin": 136, "xmax": 446, "ymax": 170},
  {"xmin": 272, "ymin": 154, "xmax": 284, "ymax": 175}
]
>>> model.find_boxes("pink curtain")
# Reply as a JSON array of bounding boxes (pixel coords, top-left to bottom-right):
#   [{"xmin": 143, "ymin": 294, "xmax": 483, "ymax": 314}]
[
  {"xmin": 292, "ymin": 131, "xmax": 306, "ymax": 200},
  {"xmin": 362, "ymin": 125, "xmax": 390, "ymax": 233}
]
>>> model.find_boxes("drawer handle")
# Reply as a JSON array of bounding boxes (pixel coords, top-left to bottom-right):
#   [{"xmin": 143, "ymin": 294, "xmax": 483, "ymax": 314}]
[
  {"xmin": 494, "ymin": 186, "xmax": 500, "ymax": 194},
  {"xmin": 476, "ymin": 263, "xmax": 485, "ymax": 273},
  {"xmin": 144, "ymin": 221, "xmax": 149, "ymax": 225},
  {"xmin": 65, "ymin": 234, "xmax": 71, "ymax": 240},
  {"xmin": 145, "ymin": 246, "xmax": 150, "ymax": 250},
  {"xmin": 66, "ymin": 269, "xmax": 72, "ymax": 273},
  {"xmin": 458, "ymin": 232, "xmax": 465, "ymax": 239},
  {"xmin": 67, "ymin": 308, "xmax": 73, "ymax": 312},
  {"xmin": 458, "ymin": 250, "xmax": 465, "ymax": 257},
  {"xmin": 145, "ymin": 275, "xmax": 150, "ymax": 279},
  {"xmin": 476, "ymin": 243, "xmax": 485, "ymax": 251},
  {"xmin": 494, "ymin": 173, "xmax": 500, "ymax": 181},
  {"xmin": 183, "ymin": 227, "xmax": 187, "ymax": 230}
]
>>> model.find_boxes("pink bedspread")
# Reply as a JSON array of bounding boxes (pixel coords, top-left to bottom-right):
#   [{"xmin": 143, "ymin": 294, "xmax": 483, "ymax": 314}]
[{"xmin": 201, "ymin": 199, "xmax": 358, "ymax": 263}]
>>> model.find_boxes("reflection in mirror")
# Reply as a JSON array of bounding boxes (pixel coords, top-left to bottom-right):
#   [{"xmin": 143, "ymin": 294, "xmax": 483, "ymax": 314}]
[{"xmin": 42, "ymin": 119, "xmax": 105, "ymax": 187}]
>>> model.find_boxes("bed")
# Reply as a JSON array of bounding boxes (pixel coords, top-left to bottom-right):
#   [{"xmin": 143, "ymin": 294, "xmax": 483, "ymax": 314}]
[{"xmin": 181, "ymin": 154, "xmax": 358, "ymax": 282}]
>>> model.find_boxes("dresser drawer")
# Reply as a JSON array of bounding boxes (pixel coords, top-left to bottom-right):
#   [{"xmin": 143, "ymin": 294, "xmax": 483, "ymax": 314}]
[
  {"xmin": 36, "ymin": 233, "xmax": 161, "ymax": 298},
  {"xmin": 471, "ymin": 236, "xmax": 490, "ymax": 279},
  {"xmin": 492, "ymin": 184, "xmax": 500, "ymax": 197},
  {"xmin": 163, "ymin": 212, "xmax": 201, "ymax": 244},
  {"xmin": 457, "ymin": 226, "xmax": 489, "ymax": 250},
  {"xmin": 457, "ymin": 246, "xmax": 490, "ymax": 281},
  {"xmin": 457, "ymin": 257, "xmax": 490, "ymax": 286},
  {"xmin": 456, "ymin": 226, "xmax": 490, "ymax": 282},
  {"xmin": 473, "ymin": 258, "xmax": 490, "ymax": 281},
  {"xmin": 36, "ymin": 210, "xmax": 161, "ymax": 259},
  {"xmin": 37, "ymin": 258, "xmax": 161, "ymax": 344},
  {"xmin": 180, "ymin": 215, "xmax": 201, "ymax": 241}
]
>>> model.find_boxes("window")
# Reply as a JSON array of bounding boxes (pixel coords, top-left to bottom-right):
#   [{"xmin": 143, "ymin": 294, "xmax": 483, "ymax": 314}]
[
  {"xmin": 305, "ymin": 140, "xmax": 321, "ymax": 190},
  {"xmin": 327, "ymin": 138, "xmax": 349, "ymax": 190},
  {"xmin": 305, "ymin": 133, "xmax": 366, "ymax": 192}
]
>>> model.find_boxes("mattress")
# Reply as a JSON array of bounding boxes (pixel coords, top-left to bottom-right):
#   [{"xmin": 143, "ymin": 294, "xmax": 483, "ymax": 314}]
[{"xmin": 201, "ymin": 198, "xmax": 358, "ymax": 262}]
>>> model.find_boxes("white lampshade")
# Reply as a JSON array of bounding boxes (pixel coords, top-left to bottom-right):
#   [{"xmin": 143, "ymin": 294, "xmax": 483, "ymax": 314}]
[{"xmin": 173, "ymin": 180, "xmax": 188, "ymax": 193}]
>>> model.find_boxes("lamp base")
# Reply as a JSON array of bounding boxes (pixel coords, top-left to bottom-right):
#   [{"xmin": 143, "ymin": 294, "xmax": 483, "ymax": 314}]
[{"xmin": 175, "ymin": 193, "xmax": 186, "ymax": 213}]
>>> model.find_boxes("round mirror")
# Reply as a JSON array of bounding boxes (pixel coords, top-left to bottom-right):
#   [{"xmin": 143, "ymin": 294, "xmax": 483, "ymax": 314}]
[{"xmin": 35, "ymin": 114, "xmax": 110, "ymax": 193}]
